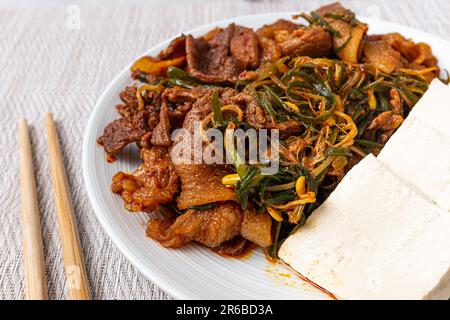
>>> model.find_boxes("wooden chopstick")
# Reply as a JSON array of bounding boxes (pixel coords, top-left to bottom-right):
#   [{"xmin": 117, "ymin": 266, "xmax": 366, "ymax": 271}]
[
  {"xmin": 44, "ymin": 113, "xmax": 90, "ymax": 300},
  {"xmin": 19, "ymin": 119, "xmax": 49, "ymax": 300}
]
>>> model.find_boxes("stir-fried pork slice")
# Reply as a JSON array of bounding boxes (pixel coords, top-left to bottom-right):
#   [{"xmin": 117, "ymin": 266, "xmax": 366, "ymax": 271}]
[
  {"xmin": 141, "ymin": 87, "xmax": 219, "ymax": 149},
  {"xmin": 366, "ymin": 33, "xmax": 439, "ymax": 81},
  {"xmin": 227, "ymin": 91, "xmax": 303, "ymax": 137},
  {"xmin": 174, "ymin": 89, "xmax": 216, "ymax": 132},
  {"xmin": 240, "ymin": 210, "xmax": 272, "ymax": 248},
  {"xmin": 375, "ymin": 33, "xmax": 438, "ymax": 66},
  {"xmin": 220, "ymin": 90, "xmax": 263, "ymax": 123},
  {"xmin": 256, "ymin": 19, "xmax": 332, "ymax": 61},
  {"xmin": 389, "ymin": 88, "xmax": 403, "ymax": 115},
  {"xmin": 172, "ymin": 92, "xmax": 236, "ymax": 209},
  {"xmin": 245, "ymin": 97, "xmax": 267, "ymax": 128},
  {"xmin": 186, "ymin": 25, "xmax": 236, "ymax": 82},
  {"xmin": 162, "ymin": 86, "xmax": 214, "ymax": 122},
  {"xmin": 230, "ymin": 26, "xmax": 260, "ymax": 69},
  {"xmin": 131, "ymin": 36, "xmax": 186, "ymax": 81},
  {"xmin": 258, "ymin": 37, "xmax": 282, "ymax": 62},
  {"xmin": 213, "ymin": 236, "xmax": 249, "ymax": 256},
  {"xmin": 271, "ymin": 119, "xmax": 303, "ymax": 138},
  {"xmin": 366, "ymin": 111, "xmax": 404, "ymax": 145},
  {"xmin": 175, "ymin": 164, "xmax": 236, "ymax": 209},
  {"xmin": 98, "ymin": 110, "xmax": 150, "ymax": 154},
  {"xmin": 364, "ymin": 40, "xmax": 405, "ymax": 74},
  {"xmin": 131, "ymin": 36, "xmax": 187, "ymax": 77},
  {"xmin": 256, "ymin": 19, "xmax": 299, "ymax": 38},
  {"xmin": 155, "ymin": 35, "xmax": 186, "ymax": 61},
  {"xmin": 186, "ymin": 24, "xmax": 259, "ymax": 83},
  {"xmin": 368, "ymin": 112, "xmax": 403, "ymax": 132},
  {"xmin": 256, "ymin": 19, "xmax": 298, "ymax": 62},
  {"xmin": 163, "ymin": 86, "xmax": 209, "ymax": 103},
  {"xmin": 146, "ymin": 202, "xmax": 242, "ymax": 248},
  {"xmin": 315, "ymin": 2, "xmax": 348, "ymax": 15},
  {"xmin": 150, "ymin": 102, "xmax": 171, "ymax": 146},
  {"xmin": 115, "ymin": 83, "xmax": 161, "ymax": 117},
  {"xmin": 233, "ymin": 92, "xmax": 302, "ymax": 136},
  {"xmin": 368, "ymin": 111, "xmax": 403, "ymax": 130},
  {"xmin": 278, "ymin": 26, "xmax": 332, "ymax": 58},
  {"xmin": 111, "ymin": 146, "xmax": 179, "ymax": 212},
  {"xmin": 115, "ymin": 85, "xmax": 140, "ymax": 117}
]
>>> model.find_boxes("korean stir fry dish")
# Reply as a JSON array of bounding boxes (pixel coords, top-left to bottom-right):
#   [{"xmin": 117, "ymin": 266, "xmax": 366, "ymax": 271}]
[{"xmin": 97, "ymin": 3, "xmax": 443, "ymax": 259}]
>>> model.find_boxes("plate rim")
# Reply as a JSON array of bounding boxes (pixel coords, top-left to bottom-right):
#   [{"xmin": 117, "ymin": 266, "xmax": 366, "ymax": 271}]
[{"xmin": 82, "ymin": 12, "xmax": 450, "ymax": 299}]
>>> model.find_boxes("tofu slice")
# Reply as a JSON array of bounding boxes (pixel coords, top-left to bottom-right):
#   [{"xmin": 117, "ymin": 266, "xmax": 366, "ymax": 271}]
[
  {"xmin": 378, "ymin": 115, "xmax": 450, "ymax": 211},
  {"xmin": 409, "ymin": 79, "xmax": 450, "ymax": 138},
  {"xmin": 279, "ymin": 154, "xmax": 450, "ymax": 300}
]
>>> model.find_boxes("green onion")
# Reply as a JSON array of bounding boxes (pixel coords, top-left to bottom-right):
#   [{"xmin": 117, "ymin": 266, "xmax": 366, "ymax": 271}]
[
  {"xmin": 265, "ymin": 181, "xmax": 296, "ymax": 192},
  {"xmin": 186, "ymin": 203, "xmax": 217, "ymax": 211},
  {"xmin": 237, "ymin": 167, "xmax": 262, "ymax": 209},
  {"xmin": 334, "ymin": 30, "xmax": 352, "ymax": 53},
  {"xmin": 355, "ymin": 139, "xmax": 384, "ymax": 149},
  {"xmin": 258, "ymin": 92, "xmax": 277, "ymax": 116},
  {"xmin": 325, "ymin": 147, "xmax": 352, "ymax": 157},
  {"xmin": 264, "ymin": 189, "xmax": 297, "ymax": 205},
  {"xmin": 268, "ymin": 221, "xmax": 282, "ymax": 258},
  {"xmin": 377, "ymin": 93, "xmax": 392, "ymax": 112},
  {"xmin": 212, "ymin": 91, "xmax": 223, "ymax": 124},
  {"xmin": 167, "ymin": 66, "xmax": 198, "ymax": 89}
]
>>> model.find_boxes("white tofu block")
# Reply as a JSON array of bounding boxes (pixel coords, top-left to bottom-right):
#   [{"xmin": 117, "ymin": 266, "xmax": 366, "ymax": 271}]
[
  {"xmin": 378, "ymin": 115, "xmax": 450, "ymax": 211},
  {"xmin": 279, "ymin": 154, "xmax": 450, "ymax": 300},
  {"xmin": 409, "ymin": 79, "xmax": 450, "ymax": 138}
]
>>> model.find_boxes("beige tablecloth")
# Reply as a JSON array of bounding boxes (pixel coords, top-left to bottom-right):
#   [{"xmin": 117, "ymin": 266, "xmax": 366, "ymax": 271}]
[{"xmin": 1, "ymin": 0, "xmax": 449, "ymax": 300}]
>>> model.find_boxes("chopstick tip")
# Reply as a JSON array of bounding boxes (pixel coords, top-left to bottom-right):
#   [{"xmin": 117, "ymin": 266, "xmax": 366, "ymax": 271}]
[
  {"xmin": 44, "ymin": 112, "xmax": 53, "ymax": 121},
  {"xmin": 44, "ymin": 112, "xmax": 55, "ymax": 128},
  {"xmin": 18, "ymin": 118, "xmax": 28, "ymax": 130}
]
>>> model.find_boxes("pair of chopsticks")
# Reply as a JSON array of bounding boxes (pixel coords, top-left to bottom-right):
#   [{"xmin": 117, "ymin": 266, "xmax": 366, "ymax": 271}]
[{"xmin": 19, "ymin": 113, "xmax": 90, "ymax": 300}]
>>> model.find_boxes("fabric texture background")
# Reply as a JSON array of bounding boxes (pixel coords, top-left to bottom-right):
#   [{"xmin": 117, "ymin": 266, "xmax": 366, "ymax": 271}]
[{"xmin": 1, "ymin": 0, "xmax": 449, "ymax": 300}]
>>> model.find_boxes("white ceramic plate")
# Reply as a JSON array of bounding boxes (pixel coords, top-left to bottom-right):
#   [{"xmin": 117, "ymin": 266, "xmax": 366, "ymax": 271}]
[{"xmin": 83, "ymin": 13, "xmax": 450, "ymax": 299}]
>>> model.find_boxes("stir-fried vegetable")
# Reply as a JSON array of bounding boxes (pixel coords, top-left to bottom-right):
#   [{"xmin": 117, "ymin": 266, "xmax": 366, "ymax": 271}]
[
  {"xmin": 167, "ymin": 66, "xmax": 199, "ymax": 89},
  {"xmin": 131, "ymin": 56, "xmax": 186, "ymax": 76},
  {"xmin": 218, "ymin": 56, "xmax": 429, "ymax": 257}
]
